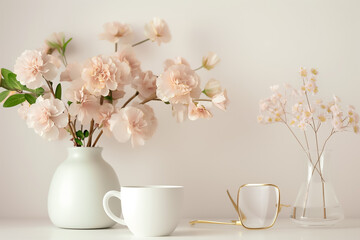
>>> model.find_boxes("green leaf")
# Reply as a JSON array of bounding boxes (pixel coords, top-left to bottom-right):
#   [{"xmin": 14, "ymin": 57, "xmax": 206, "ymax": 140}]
[
  {"xmin": 1, "ymin": 68, "xmax": 22, "ymax": 91},
  {"xmin": 84, "ymin": 130, "xmax": 89, "ymax": 138},
  {"xmin": 46, "ymin": 41, "xmax": 61, "ymax": 49},
  {"xmin": 67, "ymin": 101, "xmax": 73, "ymax": 106},
  {"xmin": 164, "ymin": 101, "xmax": 170, "ymax": 105},
  {"xmin": 7, "ymin": 73, "xmax": 22, "ymax": 90},
  {"xmin": 76, "ymin": 130, "xmax": 85, "ymax": 140},
  {"xmin": 104, "ymin": 95, "xmax": 112, "ymax": 101},
  {"xmin": 24, "ymin": 94, "xmax": 36, "ymax": 104},
  {"xmin": 75, "ymin": 138, "xmax": 83, "ymax": 146},
  {"xmin": 62, "ymin": 38, "xmax": 72, "ymax": 54},
  {"xmin": 55, "ymin": 83, "xmax": 62, "ymax": 100},
  {"xmin": 35, "ymin": 87, "xmax": 44, "ymax": 96},
  {"xmin": 3, "ymin": 94, "xmax": 25, "ymax": 107},
  {"xmin": 0, "ymin": 90, "xmax": 10, "ymax": 102},
  {"xmin": 1, "ymin": 68, "xmax": 12, "ymax": 80}
]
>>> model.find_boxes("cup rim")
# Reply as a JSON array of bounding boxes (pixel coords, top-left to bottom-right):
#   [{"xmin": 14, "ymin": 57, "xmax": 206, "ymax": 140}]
[{"xmin": 121, "ymin": 185, "xmax": 184, "ymax": 189}]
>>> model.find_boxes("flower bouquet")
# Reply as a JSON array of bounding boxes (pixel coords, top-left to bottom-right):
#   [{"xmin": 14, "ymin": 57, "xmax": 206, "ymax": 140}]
[
  {"xmin": 0, "ymin": 17, "xmax": 229, "ymax": 229},
  {"xmin": 0, "ymin": 17, "xmax": 229, "ymax": 148},
  {"xmin": 258, "ymin": 68, "xmax": 359, "ymax": 226}
]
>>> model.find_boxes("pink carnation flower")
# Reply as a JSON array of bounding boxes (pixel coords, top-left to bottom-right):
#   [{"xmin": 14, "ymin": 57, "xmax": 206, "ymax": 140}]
[
  {"xmin": 65, "ymin": 80, "xmax": 100, "ymax": 124},
  {"xmin": 132, "ymin": 70, "xmax": 157, "ymax": 99},
  {"xmin": 144, "ymin": 17, "xmax": 171, "ymax": 45},
  {"xmin": 116, "ymin": 45, "xmax": 141, "ymax": 78},
  {"xmin": 156, "ymin": 61, "xmax": 201, "ymax": 104},
  {"xmin": 109, "ymin": 104, "xmax": 157, "ymax": 147},
  {"xmin": 14, "ymin": 50, "xmax": 59, "ymax": 89},
  {"xmin": 99, "ymin": 22, "xmax": 132, "ymax": 43},
  {"xmin": 26, "ymin": 96, "xmax": 68, "ymax": 141},
  {"xmin": 82, "ymin": 55, "xmax": 131, "ymax": 96}
]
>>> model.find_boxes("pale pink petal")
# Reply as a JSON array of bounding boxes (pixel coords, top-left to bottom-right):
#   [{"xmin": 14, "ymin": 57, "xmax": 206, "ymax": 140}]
[
  {"xmin": 43, "ymin": 126, "xmax": 59, "ymax": 141},
  {"xmin": 60, "ymin": 62, "xmax": 82, "ymax": 82},
  {"xmin": 52, "ymin": 114, "xmax": 68, "ymax": 128},
  {"xmin": 68, "ymin": 103, "xmax": 80, "ymax": 117},
  {"xmin": 212, "ymin": 89, "xmax": 229, "ymax": 111},
  {"xmin": 109, "ymin": 111, "xmax": 131, "ymax": 143},
  {"xmin": 172, "ymin": 103, "xmax": 188, "ymax": 122},
  {"xmin": 99, "ymin": 22, "xmax": 132, "ymax": 43},
  {"xmin": 144, "ymin": 17, "xmax": 171, "ymax": 45}
]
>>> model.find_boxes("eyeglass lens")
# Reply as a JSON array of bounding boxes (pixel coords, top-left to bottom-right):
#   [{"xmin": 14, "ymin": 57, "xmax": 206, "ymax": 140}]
[{"xmin": 238, "ymin": 185, "xmax": 280, "ymax": 229}]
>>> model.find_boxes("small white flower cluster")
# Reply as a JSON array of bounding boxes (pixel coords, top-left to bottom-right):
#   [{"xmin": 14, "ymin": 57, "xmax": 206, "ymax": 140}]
[{"xmin": 258, "ymin": 68, "xmax": 359, "ymax": 134}]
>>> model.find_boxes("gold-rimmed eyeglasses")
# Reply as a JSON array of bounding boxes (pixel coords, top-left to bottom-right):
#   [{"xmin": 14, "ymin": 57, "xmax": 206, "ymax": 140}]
[{"xmin": 190, "ymin": 183, "xmax": 290, "ymax": 229}]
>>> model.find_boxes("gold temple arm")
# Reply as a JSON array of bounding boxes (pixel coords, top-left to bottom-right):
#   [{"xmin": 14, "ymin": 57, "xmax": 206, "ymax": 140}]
[
  {"xmin": 189, "ymin": 220, "xmax": 242, "ymax": 226},
  {"xmin": 227, "ymin": 189, "xmax": 247, "ymax": 221},
  {"xmin": 279, "ymin": 204, "xmax": 290, "ymax": 212},
  {"xmin": 226, "ymin": 190, "xmax": 241, "ymax": 219}
]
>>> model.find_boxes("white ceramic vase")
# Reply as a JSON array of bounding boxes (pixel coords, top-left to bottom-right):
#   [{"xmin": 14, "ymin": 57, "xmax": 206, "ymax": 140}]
[{"xmin": 48, "ymin": 147, "xmax": 120, "ymax": 229}]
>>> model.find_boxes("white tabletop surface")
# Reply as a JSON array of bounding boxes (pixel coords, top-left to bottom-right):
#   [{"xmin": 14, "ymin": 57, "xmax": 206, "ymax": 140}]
[{"xmin": 1, "ymin": 218, "xmax": 360, "ymax": 240}]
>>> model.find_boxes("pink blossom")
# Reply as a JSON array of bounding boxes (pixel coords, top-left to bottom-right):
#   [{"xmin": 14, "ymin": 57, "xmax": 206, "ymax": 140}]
[
  {"xmin": 26, "ymin": 96, "xmax": 68, "ymax": 141},
  {"xmin": 132, "ymin": 71, "xmax": 157, "ymax": 99},
  {"xmin": 65, "ymin": 80, "xmax": 100, "ymax": 123},
  {"xmin": 202, "ymin": 52, "xmax": 220, "ymax": 70},
  {"xmin": 144, "ymin": 17, "xmax": 171, "ymax": 45},
  {"xmin": 14, "ymin": 50, "xmax": 59, "ymax": 89},
  {"xmin": 113, "ymin": 58, "xmax": 132, "ymax": 87},
  {"xmin": 212, "ymin": 89, "xmax": 229, "ymax": 111},
  {"xmin": 94, "ymin": 103, "xmax": 115, "ymax": 135},
  {"xmin": 156, "ymin": 63, "xmax": 201, "ymax": 104},
  {"xmin": 116, "ymin": 45, "xmax": 141, "ymax": 78},
  {"xmin": 109, "ymin": 104, "xmax": 157, "ymax": 147},
  {"xmin": 82, "ymin": 55, "xmax": 130, "ymax": 96},
  {"xmin": 60, "ymin": 62, "xmax": 82, "ymax": 82},
  {"xmin": 188, "ymin": 102, "xmax": 212, "ymax": 120},
  {"xmin": 99, "ymin": 22, "xmax": 132, "ymax": 43}
]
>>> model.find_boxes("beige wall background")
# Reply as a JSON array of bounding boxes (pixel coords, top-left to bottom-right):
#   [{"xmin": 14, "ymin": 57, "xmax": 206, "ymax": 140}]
[{"xmin": 1, "ymin": 0, "xmax": 360, "ymax": 219}]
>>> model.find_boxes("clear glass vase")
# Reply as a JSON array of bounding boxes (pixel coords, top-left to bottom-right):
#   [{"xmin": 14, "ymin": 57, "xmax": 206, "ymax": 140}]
[{"xmin": 291, "ymin": 150, "xmax": 344, "ymax": 226}]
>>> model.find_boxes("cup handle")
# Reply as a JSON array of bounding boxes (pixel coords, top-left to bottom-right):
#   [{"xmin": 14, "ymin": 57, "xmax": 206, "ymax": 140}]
[{"xmin": 103, "ymin": 190, "xmax": 126, "ymax": 226}]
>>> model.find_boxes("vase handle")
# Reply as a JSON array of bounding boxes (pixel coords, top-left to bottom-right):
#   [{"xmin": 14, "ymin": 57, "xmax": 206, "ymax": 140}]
[{"xmin": 103, "ymin": 190, "xmax": 126, "ymax": 226}]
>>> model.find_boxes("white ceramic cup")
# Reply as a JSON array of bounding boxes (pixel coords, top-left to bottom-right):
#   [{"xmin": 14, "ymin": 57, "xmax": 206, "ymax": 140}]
[{"xmin": 103, "ymin": 185, "xmax": 184, "ymax": 237}]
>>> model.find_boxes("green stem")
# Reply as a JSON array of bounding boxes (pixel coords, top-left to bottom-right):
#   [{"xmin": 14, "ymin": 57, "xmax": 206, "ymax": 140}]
[
  {"xmin": 193, "ymin": 66, "xmax": 203, "ymax": 71},
  {"xmin": 132, "ymin": 38, "xmax": 150, "ymax": 47}
]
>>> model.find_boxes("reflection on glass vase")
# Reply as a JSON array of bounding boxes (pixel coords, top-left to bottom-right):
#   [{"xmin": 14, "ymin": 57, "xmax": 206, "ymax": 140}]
[{"xmin": 291, "ymin": 150, "xmax": 344, "ymax": 226}]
